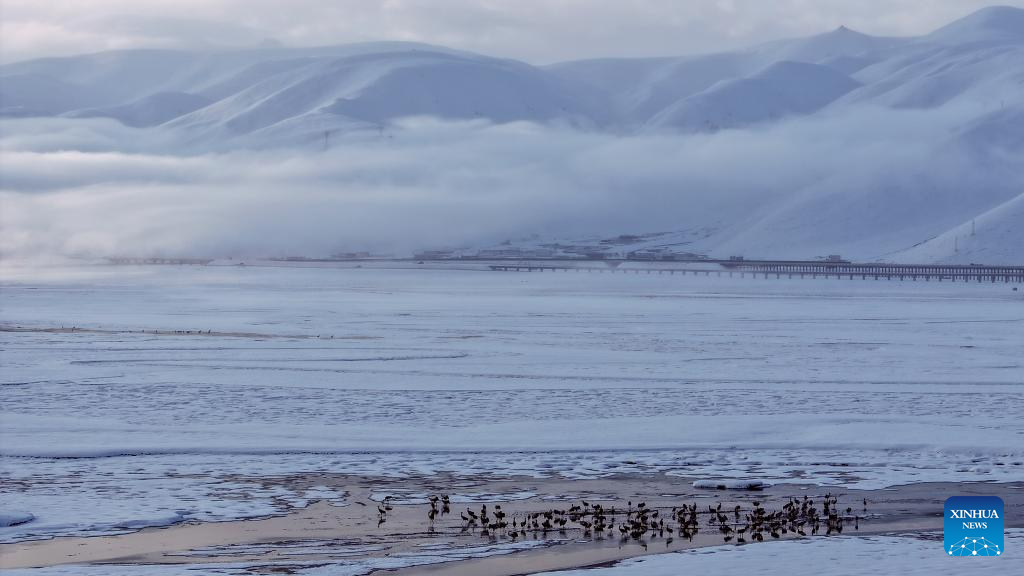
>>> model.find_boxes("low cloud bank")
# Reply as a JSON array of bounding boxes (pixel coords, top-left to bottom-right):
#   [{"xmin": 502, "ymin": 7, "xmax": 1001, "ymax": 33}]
[{"xmin": 1, "ymin": 105, "xmax": 1020, "ymax": 262}]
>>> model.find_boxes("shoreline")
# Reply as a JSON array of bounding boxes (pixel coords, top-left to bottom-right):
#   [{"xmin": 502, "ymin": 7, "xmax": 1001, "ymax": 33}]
[{"xmin": 2, "ymin": 475, "xmax": 1019, "ymax": 574}]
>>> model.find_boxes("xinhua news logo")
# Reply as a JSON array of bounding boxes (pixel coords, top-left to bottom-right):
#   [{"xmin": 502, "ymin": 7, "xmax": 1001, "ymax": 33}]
[{"xmin": 945, "ymin": 496, "xmax": 1004, "ymax": 557}]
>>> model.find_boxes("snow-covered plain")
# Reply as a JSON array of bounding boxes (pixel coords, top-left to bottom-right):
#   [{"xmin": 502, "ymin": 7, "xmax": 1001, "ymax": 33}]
[{"xmin": 1, "ymin": 265, "xmax": 1022, "ymax": 543}]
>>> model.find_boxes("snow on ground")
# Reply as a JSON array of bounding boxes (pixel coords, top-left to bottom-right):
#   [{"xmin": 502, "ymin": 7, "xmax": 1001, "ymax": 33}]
[
  {"xmin": 0, "ymin": 466, "xmax": 345, "ymax": 542},
  {"xmin": 896, "ymin": 191, "xmax": 1024, "ymax": 264},
  {"xmin": 541, "ymin": 530, "xmax": 1024, "ymax": 575},
  {"xmin": 1, "ymin": 264, "xmax": 1022, "ymax": 541}
]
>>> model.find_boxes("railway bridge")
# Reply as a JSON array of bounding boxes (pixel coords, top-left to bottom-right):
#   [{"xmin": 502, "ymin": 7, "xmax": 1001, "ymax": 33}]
[
  {"xmin": 723, "ymin": 261, "xmax": 1024, "ymax": 282},
  {"xmin": 488, "ymin": 260, "xmax": 1024, "ymax": 283}
]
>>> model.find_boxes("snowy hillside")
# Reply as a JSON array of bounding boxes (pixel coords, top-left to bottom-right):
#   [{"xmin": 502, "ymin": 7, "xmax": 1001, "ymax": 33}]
[
  {"xmin": 645, "ymin": 61, "xmax": 860, "ymax": 132},
  {"xmin": 927, "ymin": 4, "xmax": 1024, "ymax": 44},
  {"xmin": 895, "ymin": 192, "xmax": 1024, "ymax": 264},
  {"xmin": 1, "ymin": 6, "xmax": 1023, "ymax": 263},
  {"xmin": 4, "ymin": 7, "xmax": 1022, "ymax": 140},
  {"xmin": 0, "ymin": 43, "xmax": 607, "ymax": 144},
  {"xmin": 159, "ymin": 50, "xmax": 607, "ymax": 143},
  {"xmin": 69, "ymin": 92, "xmax": 214, "ymax": 127}
]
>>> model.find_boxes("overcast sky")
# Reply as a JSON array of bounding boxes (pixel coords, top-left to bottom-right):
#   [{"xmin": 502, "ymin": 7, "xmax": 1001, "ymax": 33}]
[{"xmin": 2, "ymin": 0, "xmax": 1023, "ymax": 64}]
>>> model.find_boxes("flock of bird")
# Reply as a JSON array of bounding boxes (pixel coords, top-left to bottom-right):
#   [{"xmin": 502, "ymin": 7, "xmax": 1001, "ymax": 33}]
[
  {"xmin": 704, "ymin": 493, "xmax": 864, "ymax": 544},
  {"xmin": 375, "ymin": 493, "xmax": 867, "ymax": 548}
]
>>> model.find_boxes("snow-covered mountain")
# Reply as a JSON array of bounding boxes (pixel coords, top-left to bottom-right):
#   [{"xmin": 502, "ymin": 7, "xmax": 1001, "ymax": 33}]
[
  {"xmin": 2, "ymin": 6, "xmax": 1023, "ymax": 264},
  {"xmin": 0, "ymin": 42, "xmax": 609, "ymax": 144},
  {"xmin": 5, "ymin": 7, "xmax": 1022, "ymax": 140}
]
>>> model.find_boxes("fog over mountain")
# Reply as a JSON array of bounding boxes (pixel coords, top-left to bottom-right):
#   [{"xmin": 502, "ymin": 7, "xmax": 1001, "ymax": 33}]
[{"xmin": 1, "ymin": 6, "xmax": 1023, "ymax": 263}]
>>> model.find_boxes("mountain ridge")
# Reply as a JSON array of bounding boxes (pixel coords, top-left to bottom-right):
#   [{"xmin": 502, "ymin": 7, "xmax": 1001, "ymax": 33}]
[{"xmin": 3, "ymin": 6, "xmax": 1022, "ymax": 140}]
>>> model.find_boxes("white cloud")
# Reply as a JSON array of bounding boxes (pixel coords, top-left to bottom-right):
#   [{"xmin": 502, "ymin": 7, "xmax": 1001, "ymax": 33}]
[{"xmin": 2, "ymin": 106, "xmax": 1019, "ymax": 261}]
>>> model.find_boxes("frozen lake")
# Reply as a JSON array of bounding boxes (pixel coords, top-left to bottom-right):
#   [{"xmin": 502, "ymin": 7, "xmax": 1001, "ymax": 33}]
[{"xmin": 2, "ymin": 264, "xmax": 1022, "ymax": 542}]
